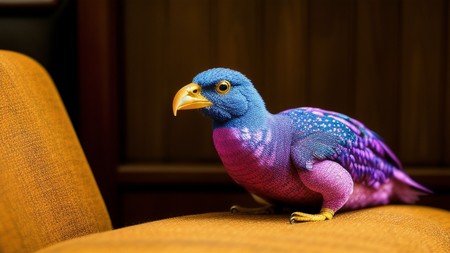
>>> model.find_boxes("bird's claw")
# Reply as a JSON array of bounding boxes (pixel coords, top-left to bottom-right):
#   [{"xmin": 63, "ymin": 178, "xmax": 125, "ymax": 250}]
[
  {"xmin": 290, "ymin": 208, "xmax": 335, "ymax": 223},
  {"xmin": 230, "ymin": 205, "xmax": 275, "ymax": 215}
]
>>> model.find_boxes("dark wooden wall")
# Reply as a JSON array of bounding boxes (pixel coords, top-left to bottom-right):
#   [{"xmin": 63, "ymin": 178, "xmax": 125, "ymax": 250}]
[
  {"xmin": 123, "ymin": 0, "xmax": 450, "ymax": 167},
  {"xmin": 78, "ymin": 0, "xmax": 450, "ymax": 227}
]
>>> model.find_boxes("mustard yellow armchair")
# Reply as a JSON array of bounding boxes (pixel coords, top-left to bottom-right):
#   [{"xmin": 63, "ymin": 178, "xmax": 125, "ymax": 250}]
[{"xmin": 1, "ymin": 50, "xmax": 449, "ymax": 253}]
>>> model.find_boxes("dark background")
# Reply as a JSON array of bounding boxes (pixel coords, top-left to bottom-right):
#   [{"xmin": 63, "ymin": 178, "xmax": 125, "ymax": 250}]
[{"xmin": 1, "ymin": 0, "xmax": 449, "ymax": 228}]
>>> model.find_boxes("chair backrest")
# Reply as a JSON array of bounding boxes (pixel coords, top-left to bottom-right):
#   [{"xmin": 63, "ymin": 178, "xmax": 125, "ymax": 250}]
[{"xmin": 0, "ymin": 50, "xmax": 112, "ymax": 253}]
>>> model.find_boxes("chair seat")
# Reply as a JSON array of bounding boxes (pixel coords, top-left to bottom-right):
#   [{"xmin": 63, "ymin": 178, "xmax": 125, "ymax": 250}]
[{"xmin": 38, "ymin": 205, "xmax": 450, "ymax": 253}]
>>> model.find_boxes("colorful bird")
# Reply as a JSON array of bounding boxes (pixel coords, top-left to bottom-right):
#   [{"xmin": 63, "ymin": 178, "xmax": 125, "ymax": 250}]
[{"xmin": 172, "ymin": 68, "xmax": 430, "ymax": 223}]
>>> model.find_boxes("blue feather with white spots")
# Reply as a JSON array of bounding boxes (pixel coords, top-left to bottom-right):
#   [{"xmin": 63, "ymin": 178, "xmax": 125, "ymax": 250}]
[{"xmin": 282, "ymin": 107, "xmax": 398, "ymax": 187}]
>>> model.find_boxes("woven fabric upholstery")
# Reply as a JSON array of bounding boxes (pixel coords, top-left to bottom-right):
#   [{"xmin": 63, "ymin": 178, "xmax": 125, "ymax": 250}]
[
  {"xmin": 0, "ymin": 50, "xmax": 112, "ymax": 253},
  {"xmin": 38, "ymin": 205, "xmax": 450, "ymax": 253}
]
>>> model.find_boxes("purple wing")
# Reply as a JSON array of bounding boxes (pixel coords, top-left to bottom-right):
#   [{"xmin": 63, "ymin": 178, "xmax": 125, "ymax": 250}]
[{"xmin": 282, "ymin": 107, "xmax": 401, "ymax": 187}]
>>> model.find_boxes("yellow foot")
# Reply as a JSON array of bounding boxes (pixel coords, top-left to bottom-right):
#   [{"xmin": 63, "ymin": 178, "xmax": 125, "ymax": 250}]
[
  {"xmin": 230, "ymin": 205, "xmax": 276, "ymax": 215},
  {"xmin": 290, "ymin": 208, "xmax": 335, "ymax": 223}
]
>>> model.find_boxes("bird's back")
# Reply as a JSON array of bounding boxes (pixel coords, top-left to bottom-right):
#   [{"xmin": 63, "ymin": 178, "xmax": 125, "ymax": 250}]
[
  {"xmin": 281, "ymin": 107, "xmax": 411, "ymax": 187},
  {"xmin": 281, "ymin": 107, "xmax": 430, "ymax": 207}
]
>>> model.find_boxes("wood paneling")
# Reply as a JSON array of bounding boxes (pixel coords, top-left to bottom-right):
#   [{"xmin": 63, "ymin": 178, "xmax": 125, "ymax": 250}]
[
  {"xmin": 122, "ymin": 0, "xmax": 450, "ymax": 167},
  {"xmin": 308, "ymin": 0, "xmax": 356, "ymax": 114},
  {"xmin": 78, "ymin": 0, "xmax": 450, "ymax": 227},
  {"xmin": 400, "ymin": 0, "xmax": 447, "ymax": 164},
  {"xmin": 355, "ymin": 0, "xmax": 401, "ymax": 152},
  {"xmin": 262, "ymin": 0, "xmax": 308, "ymax": 113},
  {"xmin": 447, "ymin": 0, "xmax": 450, "ymax": 165},
  {"xmin": 78, "ymin": 0, "xmax": 120, "ymax": 226},
  {"xmin": 214, "ymin": 0, "xmax": 263, "ymax": 76},
  {"xmin": 124, "ymin": 0, "xmax": 215, "ymax": 162}
]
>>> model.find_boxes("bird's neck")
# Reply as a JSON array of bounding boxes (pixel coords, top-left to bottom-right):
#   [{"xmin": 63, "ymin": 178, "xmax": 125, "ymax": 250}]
[{"xmin": 213, "ymin": 105, "xmax": 270, "ymax": 130}]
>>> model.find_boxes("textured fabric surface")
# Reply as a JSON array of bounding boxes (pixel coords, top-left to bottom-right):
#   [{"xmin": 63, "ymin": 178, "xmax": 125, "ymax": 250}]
[
  {"xmin": 38, "ymin": 205, "xmax": 450, "ymax": 253},
  {"xmin": 0, "ymin": 50, "xmax": 112, "ymax": 253}
]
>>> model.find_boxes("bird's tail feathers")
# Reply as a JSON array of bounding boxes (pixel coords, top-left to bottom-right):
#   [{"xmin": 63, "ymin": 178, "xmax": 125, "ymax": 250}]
[{"xmin": 392, "ymin": 169, "xmax": 432, "ymax": 204}]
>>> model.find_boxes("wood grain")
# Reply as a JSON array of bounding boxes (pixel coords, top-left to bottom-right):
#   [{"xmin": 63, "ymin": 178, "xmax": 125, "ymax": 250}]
[
  {"xmin": 355, "ymin": 0, "xmax": 401, "ymax": 153},
  {"xmin": 262, "ymin": 0, "xmax": 308, "ymax": 113},
  {"xmin": 124, "ymin": 0, "xmax": 216, "ymax": 162},
  {"xmin": 399, "ymin": 0, "xmax": 447, "ymax": 165},
  {"xmin": 78, "ymin": 0, "xmax": 120, "ymax": 226},
  {"xmin": 214, "ymin": 0, "xmax": 264, "ymax": 84},
  {"xmin": 446, "ymin": 0, "xmax": 450, "ymax": 165},
  {"xmin": 121, "ymin": 0, "xmax": 450, "ymax": 166},
  {"xmin": 308, "ymin": 0, "xmax": 356, "ymax": 115},
  {"xmin": 79, "ymin": 0, "xmax": 450, "ymax": 227}
]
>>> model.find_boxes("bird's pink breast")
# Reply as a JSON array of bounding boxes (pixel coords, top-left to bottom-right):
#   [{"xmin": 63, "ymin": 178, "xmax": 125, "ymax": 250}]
[{"xmin": 213, "ymin": 127, "xmax": 321, "ymax": 206}]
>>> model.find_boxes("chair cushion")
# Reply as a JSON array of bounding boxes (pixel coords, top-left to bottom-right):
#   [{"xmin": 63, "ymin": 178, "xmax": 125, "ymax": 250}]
[
  {"xmin": 38, "ymin": 205, "xmax": 450, "ymax": 253},
  {"xmin": 0, "ymin": 50, "xmax": 112, "ymax": 253}
]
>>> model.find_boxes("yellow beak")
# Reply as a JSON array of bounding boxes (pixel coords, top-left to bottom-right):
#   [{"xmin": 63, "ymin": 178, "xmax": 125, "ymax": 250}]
[{"xmin": 172, "ymin": 83, "xmax": 213, "ymax": 116}]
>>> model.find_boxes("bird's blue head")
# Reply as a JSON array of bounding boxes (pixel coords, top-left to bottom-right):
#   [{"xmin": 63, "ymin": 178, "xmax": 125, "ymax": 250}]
[{"xmin": 173, "ymin": 68, "xmax": 267, "ymax": 128}]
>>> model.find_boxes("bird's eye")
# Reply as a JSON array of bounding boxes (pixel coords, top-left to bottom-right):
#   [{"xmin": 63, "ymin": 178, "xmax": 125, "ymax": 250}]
[{"xmin": 216, "ymin": 80, "xmax": 231, "ymax": 95}]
